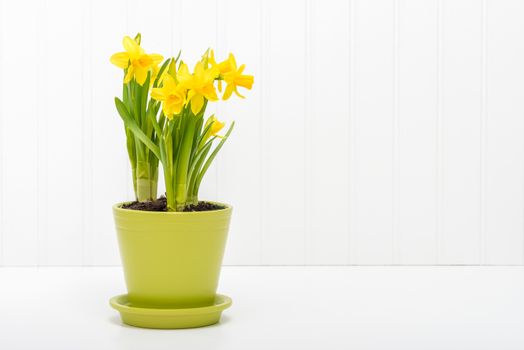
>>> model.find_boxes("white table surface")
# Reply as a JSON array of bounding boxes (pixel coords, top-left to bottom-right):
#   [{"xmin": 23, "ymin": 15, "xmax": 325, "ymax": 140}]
[{"xmin": 0, "ymin": 266, "xmax": 523, "ymax": 350}]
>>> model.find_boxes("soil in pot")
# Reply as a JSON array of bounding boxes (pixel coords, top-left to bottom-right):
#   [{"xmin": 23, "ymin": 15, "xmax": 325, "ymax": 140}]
[{"xmin": 121, "ymin": 197, "xmax": 226, "ymax": 212}]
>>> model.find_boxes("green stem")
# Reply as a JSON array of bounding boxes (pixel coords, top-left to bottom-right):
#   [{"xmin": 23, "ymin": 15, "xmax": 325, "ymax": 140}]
[
  {"xmin": 162, "ymin": 125, "xmax": 176, "ymax": 211},
  {"xmin": 175, "ymin": 113, "xmax": 197, "ymax": 210},
  {"xmin": 164, "ymin": 164, "xmax": 175, "ymax": 211},
  {"xmin": 135, "ymin": 160, "xmax": 157, "ymax": 202},
  {"xmin": 131, "ymin": 165, "xmax": 138, "ymax": 200}
]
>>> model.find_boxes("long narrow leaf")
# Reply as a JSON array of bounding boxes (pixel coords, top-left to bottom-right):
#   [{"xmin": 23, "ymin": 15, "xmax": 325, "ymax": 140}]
[
  {"xmin": 140, "ymin": 73, "xmax": 150, "ymax": 129},
  {"xmin": 153, "ymin": 58, "xmax": 171, "ymax": 88},
  {"xmin": 115, "ymin": 97, "xmax": 161, "ymax": 159},
  {"xmin": 196, "ymin": 121, "xmax": 215, "ymax": 149},
  {"xmin": 187, "ymin": 141, "xmax": 213, "ymax": 199},
  {"xmin": 147, "ymin": 103, "xmax": 163, "ymax": 141},
  {"xmin": 194, "ymin": 121, "xmax": 235, "ymax": 193},
  {"xmin": 188, "ymin": 137, "xmax": 215, "ymax": 182}
]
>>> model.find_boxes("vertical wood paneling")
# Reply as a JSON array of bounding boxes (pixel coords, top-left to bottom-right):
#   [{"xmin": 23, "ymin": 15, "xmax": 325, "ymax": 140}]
[
  {"xmin": 354, "ymin": 0, "xmax": 395, "ymax": 265},
  {"xmin": 0, "ymin": 0, "xmax": 4, "ymax": 266},
  {"xmin": 261, "ymin": 0, "xmax": 306, "ymax": 265},
  {"xmin": 127, "ymin": 0, "xmax": 173, "ymax": 56},
  {"xmin": 440, "ymin": 0, "xmax": 482, "ymax": 264},
  {"xmin": 436, "ymin": 0, "xmax": 444, "ymax": 264},
  {"xmin": 40, "ymin": 0, "xmax": 83, "ymax": 265},
  {"xmin": 0, "ymin": 0, "xmax": 39, "ymax": 265},
  {"xmin": 217, "ymin": 0, "xmax": 263, "ymax": 265},
  {"xmin": 397, "ymin": 0, "xmax": 438, "ymax": 264},
  {"xmin": 90, "ymin": 0, "xmax": 128, "ymax": 265},
  {"xmin": 0, "ymin": 0, "xmax": 523, "ymax": 266},
  {"xmin": 348, "ymin": 0, "xmax": 358, "ymax": 265},
  {"xmin": 485, "ymin": 0, "xmax": 524, "ymax": 264},
  {"xmin": 307, "ymin": 0, "xmax": 350, "ymax": 265},
  {"xmin": 36, "ymin": 0, "xmax": 47, "ymax": 266},
  {"xmin": 81, "ymin": 0, "xmax": 93, "ymax": 266},
  {"xmin": 260, "ymin": 0, "xmax": 270, "ymax": 265}
]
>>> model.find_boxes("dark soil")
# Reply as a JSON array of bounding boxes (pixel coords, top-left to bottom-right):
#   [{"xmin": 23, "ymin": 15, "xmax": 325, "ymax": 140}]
[
  {"xmin": 122, "ymin": 197, "xmax": 168, "ymax": 211},
  {"xmin": 182, "ymin": 202, "xmax": 225, "ymax": 212},
  {"xmin": 121, "ymin": 197, "xmax": 225, "ymax": 212}
]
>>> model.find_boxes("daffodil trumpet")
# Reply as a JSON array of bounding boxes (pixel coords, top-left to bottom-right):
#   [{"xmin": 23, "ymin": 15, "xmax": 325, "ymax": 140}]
[{"xmin": 112, "ymin": 34, "xmax": 253, "ymax": 211}]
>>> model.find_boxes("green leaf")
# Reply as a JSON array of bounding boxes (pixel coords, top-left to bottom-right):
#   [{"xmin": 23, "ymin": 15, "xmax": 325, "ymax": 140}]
[
  {"xmin": 153, "ymin": 58, "xmax": 171, "ymax": 88},
  {"xmin": 189, "ymin": 116, "xmax": 204, "ymax": 166},
  {"xmin": 196, "ymin": 120, "xmax": 214, "ymax": 150},
  {"xmin": 187, "ymin": 140, "xmax": 213, "ymax": 199},
  {"xmin": 188, "ymin": 136, "xmax": 215, "ymax": 182},
  {"xmin": 115, "ymin": 97, "xmax": 161, "ymax": 159},
  {"xmin": 140, "ymin": 72, "xmax": 150, "ymax": 128},
  {"xmin": 194, "ymin": 121, "xmax": 235, "ymax": 194},
  {"xmin": 147, "ymin": 104, "xmax": 163, "ymax": 141}
]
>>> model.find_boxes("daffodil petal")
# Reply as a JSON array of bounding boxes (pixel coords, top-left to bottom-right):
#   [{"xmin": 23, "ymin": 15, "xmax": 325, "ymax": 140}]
[
  {"xmin": 187, "ymin": 89, "xmax": 196, "ymax": 102},
  {"xmin": 134, "ymin": 67, "xmax": 148, "ymax": 85},
  {"xmin": 151, "ymin": 87, "xmax": 166, "ymax": 101},
  {"xmin": 194, "ymin": 62, "xmax": 205, "ymax": 76},
  {"xmin": 123, "ymin": 36, "xmax": 142, "ymax": 59},
  {"xmin": 149, "ymin": 53, "xmax": 164, "ymax": 64},
  {"xmin": 211, "ymin": 118, "xmax": 225, "ymax": 135},
  {"xmin": 163, "ymin": 104, "xmax": 174, "ymax": 120},
  {"xmin": 228, "ymin": 53, "xmax": 237, "ymax": 70},
  {"xmin": 237, "ymin": 74, "xmax": 254, "ymax": 89},
  {"xmin": 173, "ymin": 101, "xmax": 184, "ymax": 115},
  {"xmin": 162, "ymin": 74, "xmax": 176, "ymax": 90},
  {"xmin": 110, "ymin": 52, "xmax": 130, "ymax": 68},
  {"xmin": 190, "ymin": 94, "xmax": 204, "ymax": 114},
  {"xmin": 204, "ymin": 86, "xmax": 219, "ymax": 101},
  {"xmin": 222, "ymin": 84, "xmax": 234, "ymax": 100},
  {"xmin": 124, "ymin": 66, "xmax": 134, "ymax": 84},
  {"xmin": 177, "ymin": 63, "xmax": 193, "ymax": 88}
]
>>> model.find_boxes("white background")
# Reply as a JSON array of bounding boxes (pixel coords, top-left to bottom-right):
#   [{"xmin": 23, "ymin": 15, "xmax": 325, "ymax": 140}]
[{"xmin": 0, "ymin": 0, "xmax": 523, "ymax": 266}]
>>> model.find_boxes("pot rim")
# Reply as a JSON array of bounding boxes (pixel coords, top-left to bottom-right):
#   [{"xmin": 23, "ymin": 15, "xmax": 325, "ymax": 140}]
[{"xmin": 113, "ymin": 200, "xmax": 232, "ymax": 216}]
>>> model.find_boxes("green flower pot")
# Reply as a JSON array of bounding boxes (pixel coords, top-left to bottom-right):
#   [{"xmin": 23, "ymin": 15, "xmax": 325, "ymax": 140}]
[{"xmin": 112, "ymin": 202, "xmax": 232, "ymax": 309}]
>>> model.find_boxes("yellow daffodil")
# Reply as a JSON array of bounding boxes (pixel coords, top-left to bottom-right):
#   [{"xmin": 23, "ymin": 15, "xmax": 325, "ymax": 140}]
[
  {"xmin": 178, "ymin": 62, "xmax": 219, "ymax": 115},
  {"xmin": 199, "ymin": 115, "xmax": 225, "ymax": 148},
  {"xmin": 207, "ymin": 50, "xmax": 234, "ymax": 91},
  {"xmin": 208, "ymin": 115, "xmax": 225, "ymax": 136},
  {"xmin": 208, "ymin": 50, "xmax": 232, "ymax": 76},
  {"xmin": 110, "ymin": 35, "xmax": 163, "ymax": 86},
  {"xmin": 221, "ymin": 54, "xmax": 254, "ymax": 100},
  {"xmin": 151, "ymin": 74, "xmax": 186, "ymax": 119}
]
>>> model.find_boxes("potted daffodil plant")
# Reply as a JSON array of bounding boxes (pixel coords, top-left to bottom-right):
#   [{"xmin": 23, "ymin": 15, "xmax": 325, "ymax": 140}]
[{"xmin": 108, "ymin": 34, "xmax": 253, "ymax": 329}]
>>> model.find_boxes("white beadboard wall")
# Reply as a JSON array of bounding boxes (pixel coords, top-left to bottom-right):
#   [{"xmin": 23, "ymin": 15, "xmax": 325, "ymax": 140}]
[{"xmin": 0, "ymin": 0, "xmax": 523, "ymax": 266}]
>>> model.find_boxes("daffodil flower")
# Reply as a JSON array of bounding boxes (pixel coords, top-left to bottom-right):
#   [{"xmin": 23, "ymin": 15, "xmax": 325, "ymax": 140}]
[
  {"xmin": 178, "ymin": 62, "xmax": 219, "ymax": 115},
  {"xmin": 110, "ymin": 36, "xmax": 163, "ymax": 86},
  {"xmin": 198, "ymin": 115, "xmax": 226, "ymax": 149},
  {"xmin": 221, "ymin": 54, "xmax": 254, "ymax": 100},
  {"xmin": 112, "ymin": 36, "xmax": 247, "ymax": 211},
  {"xmin": 209, "ymin": 115, "xmax": 225, "ymax": 136},
  {"xmin": 208, "ymin": 50, "xmax": 232, "ymax": 76},
  {"xmin": 207, "ymin": 50, "xmax": 234, "ymax": 91},
  {"xmin": 205, "ymin": 114, "xmax": 225, "ymax": 137},
  {"xmin": 151, "ymin": 74, "xmax": 186, "ymax": 119}
]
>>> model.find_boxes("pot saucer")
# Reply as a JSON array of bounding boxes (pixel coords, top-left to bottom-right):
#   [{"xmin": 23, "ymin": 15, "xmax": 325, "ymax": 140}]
[{"xmin": 109, "ymin": 294, "xmax": 232, "ymax": 329}]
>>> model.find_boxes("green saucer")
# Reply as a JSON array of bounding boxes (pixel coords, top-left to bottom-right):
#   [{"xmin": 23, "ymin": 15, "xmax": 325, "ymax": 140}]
[{"xmin": 109, "ymin": 294, "xmax": 232, "ymax": 329}]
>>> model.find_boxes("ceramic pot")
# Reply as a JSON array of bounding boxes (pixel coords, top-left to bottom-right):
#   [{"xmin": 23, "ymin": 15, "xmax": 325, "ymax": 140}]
[{"xmin": 112, "ymin": 203, "xmax": 232, "ymax": 309}]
